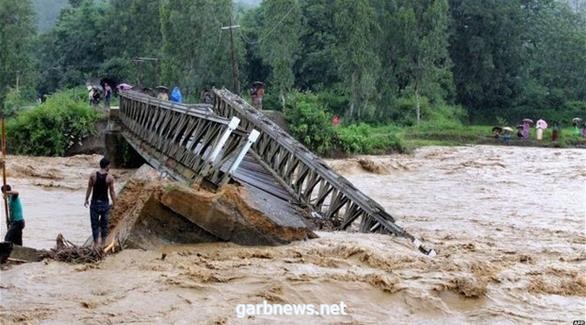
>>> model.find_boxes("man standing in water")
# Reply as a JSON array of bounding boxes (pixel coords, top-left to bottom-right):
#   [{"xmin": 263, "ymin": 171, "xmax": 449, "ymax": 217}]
[
  {"xmin": 84, "ymin": 158, "xmax": 116, "ymax": 247},
  {"xmin": 2, "ymin": 185, "xmax": 24, "ymax": 246}
]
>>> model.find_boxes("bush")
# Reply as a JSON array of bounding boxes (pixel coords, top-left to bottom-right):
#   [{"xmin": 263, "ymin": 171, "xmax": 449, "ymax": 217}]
[
  {"xmin": 284, "ymin": 92, "xmax": 336, "ymax": 155},
  {"xmin": 385, "ymin": 95, "xmax": 467, "ymax": 128},
  {"xmin": 418, "ymin": 103, "xmax": 467, "ymax": 130},
  {"xmin": 336, "ymin": 123, "xmax": 406, "ymax": 154},
  {"xmin": 284, "ymin": 92, "xmax": 407, "ymax": 156},
  {"xmin": 1, "ymin": 88, "xmax": 30, "ymax": 118},
  {"xmin": 315, "ymin": 89, "xmax": 349, "ymax": 117},
  {"xmin": 7, "ymin": 88, "xmax": 100, "ymax": 156}
]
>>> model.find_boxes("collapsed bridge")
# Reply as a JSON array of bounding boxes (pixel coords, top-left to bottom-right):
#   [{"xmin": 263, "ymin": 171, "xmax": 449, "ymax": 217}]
[{"xmin": 114, "ymin": 89, "xmax": 434, "ymax": 255}]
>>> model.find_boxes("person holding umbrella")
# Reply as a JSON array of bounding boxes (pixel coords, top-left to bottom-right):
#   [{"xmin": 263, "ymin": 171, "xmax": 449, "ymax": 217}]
[
  {"xmin": 551, "ymin": 122, "xmax": 561, "ymax": 142},
  {"xmin": 156, "ymin": 86, "xmax": 169, "ymax": 100},
  {"xmin": 516, "ymin": 124, "xmax": 524, "ymax": 138},
  {"xmin": 491, "ymin": 126, "xmax": 503, "ymax": 139},
  {"xmin": 572, "ymin": 118, "xmax": 583, "ymax": 136},
  {"xmin": 501, "ymin": 127, "xmax": 513, "ymax": 144},
  {"xmin": 117, "ymin": 83, "xmax": 133, "ymax": 92},
  {"xmin": 535, "ymin": 118, "xmax": 548, "ymax": 141},
  {"xmin": 250, "ymin": 81, "xmax": 265, "ymax": 110},
  {"xmin": 521, "ymin": 118, "xmax": 533, "ymax": 139}
]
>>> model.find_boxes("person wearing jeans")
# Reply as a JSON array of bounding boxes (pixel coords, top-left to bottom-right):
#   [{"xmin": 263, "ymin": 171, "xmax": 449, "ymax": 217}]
[
  {"xmin": 89, "ymin": 200, "xmax": 110, "ymax": 245},
  {"xmin": 84, "ymin": 158, "xmax": 116, "ymax": 248}
]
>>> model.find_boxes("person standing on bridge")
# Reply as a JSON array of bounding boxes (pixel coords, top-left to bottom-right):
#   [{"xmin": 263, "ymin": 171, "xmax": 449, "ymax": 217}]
[
  {"xmin": 104, "ymin": 83, "xmax": 112, "ymax": 108},
  {"xmin": 170, "ymin": 87, "xmax": 183, "ymax": 103},
  {"xmin": 250, "ymin": 81, "xmax": 265, "ymax": 110},
  {"xmin": 84, "ymin": 158, "xmax": 116, "ymax": 248},
  {"xmin": 2, "ymin": 185, "xmax": 25, "ymax": 246},
  {"xmin": 201, "ymin": 87, "xmax": 213, "ymax": 104}
]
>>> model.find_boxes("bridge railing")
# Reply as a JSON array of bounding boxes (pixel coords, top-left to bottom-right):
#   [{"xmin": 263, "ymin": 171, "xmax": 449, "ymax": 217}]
[
  {"xmin": 210, "ymin": 89, "xmax": 426, "ymax": 244},
  {"xmin": 118, "ymin": 90, "xmax": 258, "ymax": 187}
]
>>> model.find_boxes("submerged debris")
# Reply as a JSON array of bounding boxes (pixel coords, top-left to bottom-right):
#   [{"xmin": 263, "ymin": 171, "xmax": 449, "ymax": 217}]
[{"xmin": 43, "ymin": 234, "xmax": 104, "ymax": 264}]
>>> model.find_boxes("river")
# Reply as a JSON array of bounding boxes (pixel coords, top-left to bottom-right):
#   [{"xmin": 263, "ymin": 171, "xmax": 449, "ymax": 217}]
[{"xmin": 0, "ymin": 145, "xmax": 584, "ymax": 324}]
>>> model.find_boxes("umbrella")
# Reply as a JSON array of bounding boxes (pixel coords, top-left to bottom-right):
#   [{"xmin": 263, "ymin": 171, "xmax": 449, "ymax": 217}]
[
  {"xmin": 536, "ymin": 119, "xmax": 548, "ymax": 129},
  {"xmin": 502, "ymin": 127, "xmax": 514, "ymax": 132},
  {"xmin": 252, "ymin": 81, "xmax": 265, "ymax": 87},
  {"xmin": 522, "ymin": 118, "xmax": 534, "ymax": 124},
  {"xmin": 117, "ymin": 83, "xmax": 133, "ymax": 91},
  {"xmin": 572, "ymin": 117, "xmax": 583, "ymax": 124},
  {"xmin": 155, "ymin": 85, "xmax": 169, "ymax": 91}
]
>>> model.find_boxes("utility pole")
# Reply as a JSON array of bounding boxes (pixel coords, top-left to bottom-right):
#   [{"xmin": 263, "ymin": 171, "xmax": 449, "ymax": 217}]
[
  {"xmin": 1, "ymin": 119, "xmax": 8, "ymax": 228},
  {"xmin": 15, "ymin": 71, "xmax": 20, "ymax": 93},
  {"xmin": 132, "ymin": 57, "xmax": 158, "ymax": 88},
  {"xmin": 221, "ymin": 12, "xmax": 241, "ymax": 94}
]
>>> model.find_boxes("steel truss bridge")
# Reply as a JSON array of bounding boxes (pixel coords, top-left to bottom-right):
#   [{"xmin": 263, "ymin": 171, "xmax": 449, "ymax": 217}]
[{"xmin": 116, "ymin": 89, "xmax": 435, "ymax": 255}]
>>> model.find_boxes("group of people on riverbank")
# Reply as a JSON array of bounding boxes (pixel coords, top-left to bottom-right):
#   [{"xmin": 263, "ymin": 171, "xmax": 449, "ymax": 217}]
[
  {"xmin": 493, "ymin": 117, "xmax": 586, "ymax": 143},
  {"xmin": 87, "ymin": 82, "xmax": 113, "ymax": 108},
  {"xmin": 3, "ymin": 158, "xmax": 116, "ymax": 249}
]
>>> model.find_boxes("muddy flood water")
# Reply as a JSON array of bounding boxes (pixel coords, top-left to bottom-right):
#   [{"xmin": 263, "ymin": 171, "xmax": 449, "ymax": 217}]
[{"xmin": 0, "ymin": 145, "xmax": 584, "ymax": 324}]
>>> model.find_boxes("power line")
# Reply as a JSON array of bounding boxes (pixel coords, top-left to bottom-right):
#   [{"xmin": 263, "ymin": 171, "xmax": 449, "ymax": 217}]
[
  {"xmin": 221, "ymin": 4, "xmax": 241, "ymax": 94},
  {"xmin": 238, "ymin": 3, "xmax": 297, "ymax": 46}
]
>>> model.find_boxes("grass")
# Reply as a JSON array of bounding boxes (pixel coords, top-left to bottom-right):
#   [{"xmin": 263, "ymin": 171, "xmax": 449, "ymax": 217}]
[{"xmin": 368, "ymin": 124, "xmax": 585, "ymax": 152}]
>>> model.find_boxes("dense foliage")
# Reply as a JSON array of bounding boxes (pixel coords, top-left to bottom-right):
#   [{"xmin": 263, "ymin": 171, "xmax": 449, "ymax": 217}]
[
  {"xmin": 7, "ymin": 88, "xmax": 100, "ymax": 156},
  {"xmin": 284, "ymin": 92, "xmax": 336, "ymax": 154},
  {"xmin": 284, "ymin": 92, "xmax": 406, "ymax": 155},
  {"xmin": 0, "ymin": 0, "xmax": 37, "ymax": 107},
  {"xmin": 0, "ymin": 0, "xmax": 584, "ymax": 155}
]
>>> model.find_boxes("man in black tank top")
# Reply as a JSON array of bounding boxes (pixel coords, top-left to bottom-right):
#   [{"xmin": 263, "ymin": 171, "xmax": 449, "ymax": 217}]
[{"xmin": 84, "ymin": 158, "xmax": 117, "ymax": 247}]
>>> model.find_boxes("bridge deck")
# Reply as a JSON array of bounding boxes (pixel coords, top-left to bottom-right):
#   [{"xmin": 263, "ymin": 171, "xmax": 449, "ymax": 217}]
[{"xmin": 233, "ymin": 154, "xmax": 292, "ymax": 201}]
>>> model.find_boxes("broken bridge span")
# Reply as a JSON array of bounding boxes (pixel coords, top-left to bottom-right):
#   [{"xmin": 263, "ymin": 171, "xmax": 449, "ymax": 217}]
[{"xmin": 112, "ymin": 88, "xmax": 434, "ymax": 255}]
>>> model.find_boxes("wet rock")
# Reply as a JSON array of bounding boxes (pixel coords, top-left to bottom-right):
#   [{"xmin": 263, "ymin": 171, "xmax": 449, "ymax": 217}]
[{"xmin": 358, "ymin": 159, "xmax": 389, "ymax": 174}]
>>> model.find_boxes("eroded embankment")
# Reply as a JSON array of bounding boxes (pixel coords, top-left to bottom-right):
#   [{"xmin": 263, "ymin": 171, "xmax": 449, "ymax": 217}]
[{"xmin": 105, "ymin": 165, "xmax": 316, "ymax": 251}]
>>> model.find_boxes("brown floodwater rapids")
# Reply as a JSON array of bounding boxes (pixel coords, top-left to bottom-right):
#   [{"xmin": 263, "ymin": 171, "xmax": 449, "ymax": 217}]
[
  {"xmin": 0, "ymin": 146, "xmax": 584, "ymax": 324},
  {"xmin": 1, "ymin": 155, "xmax": 134, "ymax": 249}
]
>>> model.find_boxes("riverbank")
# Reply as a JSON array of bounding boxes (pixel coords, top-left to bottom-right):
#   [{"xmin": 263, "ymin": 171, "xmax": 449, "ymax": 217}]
[
  {"xmin": 0, "ymin": 146, "xmax": 584, "ymax": 323},
  {"xmin": 385, "ymin": 125, "xmax": 586, "ymax": 151}
]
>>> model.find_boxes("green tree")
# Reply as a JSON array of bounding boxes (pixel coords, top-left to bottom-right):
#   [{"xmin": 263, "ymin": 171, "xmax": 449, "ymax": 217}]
[
  {"xmin": 104, "ymin": 0, "xmax": 163, "ymax": 87},
  {"xmin": 334, "ymin": 0, "xmax": 380, "ymax": 121},
  {"xmin": 518, "ymin": 0, "xmax": 586, "ymax": 110},
  {"xmin": 449, "ymin": 0, "xmax": 525, "ymax": 114},
  {"xmin": 37, "ymin": 0, "xmax": 109, "ymax": 93},
  {"xmin": 296, "ymin": 0, "xmax": 339, "ymax": 91},
  {"xmin": 239, "ymin": 6, "xmax": 271, "ymax": 88},
  {"xmin": 258, "ymin": 0, "xmax": 302, "ymax": 107},
  {"xmin": 159, "ymin": 0, "xmax": 234, "ymax": 96},
  {"xmin": 0, "ymin": 0, "xmax": 37, "ymax": 107},
  {"xmin": 390, "ymin": 0, "xmax": 453, "ymax": 124}
]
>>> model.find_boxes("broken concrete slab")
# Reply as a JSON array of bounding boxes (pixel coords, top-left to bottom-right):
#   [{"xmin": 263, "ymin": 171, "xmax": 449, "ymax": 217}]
[
  {"xmin": 105, "ymin": 165, "xmax": 316, "ymax": 251},
  {"xmin": 160, "ymin": 184, "xmax": 317, "ymax": 246}
]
